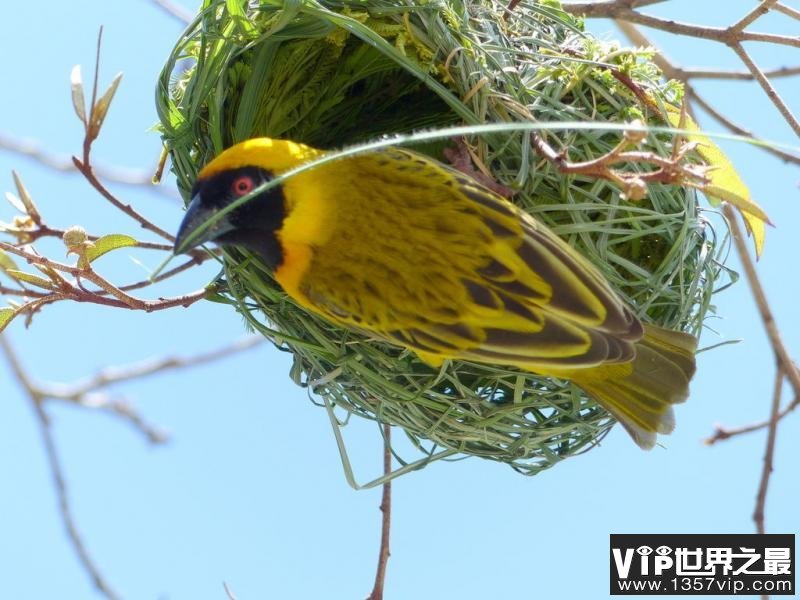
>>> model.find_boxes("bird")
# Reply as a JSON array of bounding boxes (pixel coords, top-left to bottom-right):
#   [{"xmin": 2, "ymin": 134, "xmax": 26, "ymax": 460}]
[{"xmin": 174, "ymin": 137, "xmax": 698, "ymax": 449}]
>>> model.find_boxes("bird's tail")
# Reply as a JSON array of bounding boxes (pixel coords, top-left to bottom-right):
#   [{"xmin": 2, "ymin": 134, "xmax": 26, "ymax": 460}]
[{"xmin": 571, "ymin": 324, "xmax": 698, "ymax": 449}]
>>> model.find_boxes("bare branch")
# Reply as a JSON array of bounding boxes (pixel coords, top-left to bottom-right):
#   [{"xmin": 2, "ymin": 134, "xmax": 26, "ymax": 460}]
[
  {"xmin": 0, "ymin": 335, "xmax": 122, "ymax": 600},
  {"xmin": 729, "ymin": 0, "xmax": 780, "ymax": 33},
  {"xmin": 672, "ymin": 65, "xmax": 800, "ymax": 81},
  {"xmin": 704, "ymin": 388, "xmax": 798, "ymax": 445},
  {"xmin": 563, "ymin": 1, "xmax": 800, "ymax": 49},
  {"xmin": 1, "ymin": 327, "xmax": 264, "ymax": 597},
  {"xmin": 774, "ymin": 2, "xmax": 800, "ymax": 20},
  {"xmin": 27, "ymin": 336, "xmax": 261, "ymax": 443},
  {"xmin": 613, "ymin": 20, "xmax": 800, "ymax": 165},
  {"xmin": 0, "ymin": 132, "xmax": 178, "ymax": 198},
  {"xmin": 729, "ymin": 42, "xmax": 800, "ymax": 136},
  {"xmin": 722, "ymin": 204, "xmax": 800, "ymax": 399},
  {"xmin": 686, "ymin": 91, "xmax": 800, "ymax": 165},
  {"xmin": 366, "ymin": 423, "xmax": 392, "ymax": 600},
  {"xmin": 753, "ymin": 366, "xmax": 784, "ymax": 534},
  {"xmin": 0, "ymin": 284, "xmax": 48, "ymax": 298},
  {"xmin": 118, "ymin": 254, "xmax": 213, "ymax": 292},
  {"xmin": 627, "ymin": 0, "xmax": 667, "ymax": 7},
  {"xmin": 42, "ymin": 336, "xmax": 263, "ymax": 401},
  {"xmin": 15, "ymin": 223, "xmax": 174, "ymax": 251},
  {"xmin": 0, "ymin": 241, "xmax": 208, "ymax": 313},
  {"xmin": 73, "ymin": 156, "xmax": 175, "ymax": 242},
  {"xmin": 65, "ymin": 40, "xmax": 178, "ymax": 242},
  {"xmin": 530, "ymin": 119, "xmax": 707, "ymax": 201}
]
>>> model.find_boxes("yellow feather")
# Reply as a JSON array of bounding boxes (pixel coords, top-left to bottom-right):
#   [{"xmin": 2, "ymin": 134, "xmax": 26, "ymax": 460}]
[
  {"xmin": 180, "ymin": 138, "xmax": 699, "ymax": 449},
  {"xmin": 198, "ymin": 138, "xmax": 322, "ymax": 178}
]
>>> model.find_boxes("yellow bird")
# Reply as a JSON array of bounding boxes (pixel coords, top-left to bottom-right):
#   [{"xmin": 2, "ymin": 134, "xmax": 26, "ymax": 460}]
[{"xmin": 174, "ymin": 138, "xmax": 697, "ymax": 449}]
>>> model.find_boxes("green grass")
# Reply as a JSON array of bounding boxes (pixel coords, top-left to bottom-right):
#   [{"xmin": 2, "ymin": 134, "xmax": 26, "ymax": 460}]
[{"xmin": 158, "ymin": 0, "xmax": 731, "ymax": 482}]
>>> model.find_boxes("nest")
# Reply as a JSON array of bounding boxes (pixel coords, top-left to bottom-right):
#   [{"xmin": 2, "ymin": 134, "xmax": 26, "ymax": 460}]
[{"xmin": 157, "ymin": 0, "xmax": 728, "ymax": 479}]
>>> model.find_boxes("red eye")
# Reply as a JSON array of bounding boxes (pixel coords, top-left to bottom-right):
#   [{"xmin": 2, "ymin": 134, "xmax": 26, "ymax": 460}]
[{"xmin": 232, "ymin": 175, "xmax": 254, "ymax": 196}]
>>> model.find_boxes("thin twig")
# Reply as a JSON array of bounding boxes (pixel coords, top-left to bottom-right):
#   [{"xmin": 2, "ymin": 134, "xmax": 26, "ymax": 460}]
[
  {"xmin": 627, "ymin": 0, "xmax": 667, "ymax": 7},
  {"xmin": 722, "ymin": 204, "xmax": 800, "ymax": 399},
  {"xmin": 41, "ymin": 336, "xmax": 263, "ymax": 402},
  {"xmin": 37, "ymin": 336, "xmax": 260, "ymax": 444},
  {"xmin": 687, "ymin": 90, "xmax": 800, "ymax": 165},
  {"xmin": 673, "ymin": 65, "xmax": 800, "ymax": 81},
  {"xmin": 71, "ymin": 35, "xmax": 177, "ymax": 243},
  {"xmin": 0, "ymin": 284, "xmax": 48, "ymax": 298},
  {"xmin": 753, "ymin": 367, "xmax": 784, "ymax": 535},
  {"xmin": 0, "ymin": 241, "xmax": 208, "ymax": 312},
  {"xmin": 729, "ymin": 0, "xmax": 780, "ymax": 33},
  {"xmin": 73, "ymin": 156, "xmax": 175, "ymax": 242},
  {"xmin": 529, "ymin": 121, "xmax": 706, "ymax": 201},
  {"xmin": 704, "ymin": 390, "xmax": 798, "ymax": 445},
  {"xmin": 75, "ymin": 396, "xmax": 169, "ymax": 444},
  {"xmin": 774, "ymin": 2, "xmax": 800, "ymax": 20},
  {"xmin": 1, "ymin": 330, "xmax": 263, "ymax": 595},
  {"xmin": 563, "ymin": 1, "xmax": 800, "ymax": 49},
  {"xmin": 223, "ymin": 582, "xmax": 238, "ymax": 600},
  {"xmin": 118, "ymin": 254, "xmax": 213, "ymax": 292},
  {"xmin": 729, "ymin": 42, "xmax": 800, "ymax": 137},
  {"xmin": 17, "ymin": 223, "xmax": 174, "ymax": 251},
  {"xmin": 0, "ymin": 335, "xmax": 121, "ymax": 600},
  {"xmin": 149, "ymin": 0, "xmax": 194, "ymax": 24},
  {"xmin": 366, "ymin": 423, "xmax": 392, "ymax": 600},
  {"xmin": 613, "ymin": 20, "xmax": 800, "ymax": 166},
  {"xmin": 0, "ymin": 132, "xmax": 178, "ymax": 198}
]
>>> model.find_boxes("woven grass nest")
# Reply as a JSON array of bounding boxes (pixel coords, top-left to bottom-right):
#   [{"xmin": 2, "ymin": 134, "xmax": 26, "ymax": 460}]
[{"xmin": 158, "ymin": 0, "xmax": 728, "ymax": 479}]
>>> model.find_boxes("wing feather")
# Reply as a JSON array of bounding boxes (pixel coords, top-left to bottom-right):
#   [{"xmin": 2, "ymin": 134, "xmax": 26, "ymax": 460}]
[{"xmin": 297, "ymin": 148, "xmax": 642, "ymax": 371}]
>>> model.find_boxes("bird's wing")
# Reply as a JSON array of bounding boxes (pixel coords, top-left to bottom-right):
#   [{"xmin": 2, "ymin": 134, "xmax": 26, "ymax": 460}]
[{"xmin": 298, "ymin": 148, "xmax": 642, "ymax": 370}]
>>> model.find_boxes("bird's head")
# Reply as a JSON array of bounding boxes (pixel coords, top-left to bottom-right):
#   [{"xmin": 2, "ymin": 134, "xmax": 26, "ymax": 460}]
[{"xmin": 173, "ymin": 138, "xmax": 321, "ymax": 267}]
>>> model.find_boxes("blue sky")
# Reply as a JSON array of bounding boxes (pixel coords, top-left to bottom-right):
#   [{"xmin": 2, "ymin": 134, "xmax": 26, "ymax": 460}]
[{"xmin": 0, "ymin": 1, "xmax": 797, "ymax": 599}]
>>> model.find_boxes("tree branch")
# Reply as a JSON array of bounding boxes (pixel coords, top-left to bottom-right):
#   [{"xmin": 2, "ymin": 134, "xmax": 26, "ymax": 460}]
[
  {"xmin": 613, "ymin": 19, "xmax": 800, "ymax": 165},
  {"xmin": 670, "ymin": 65, "xmax": 800, "ymax": 81},
  {"xmin": 729, "ymin": 0, "xmax": 780, "ymax": 33},
  {"xmin": 0, "ymin": 241, "xmax": 208, "ymax": 314},
  {"xmin": 0, "ymin": 131, "xmax": 178, "ymax": 199},
  {"xmin": 562, "ymin": 0, "xmax": 800, "ymax": 140},
  {"xmin": 0, "ymin": 335, "xmax": 121, "ymax": 600},
  {"xmin": 774, "ymin": 2, "xmax": 800, "ymax": 20},
  {"xmin": 33, "ymin": 336, "xmax": 261, "ymax": 443},
  {"xmin": 753, "ymin": 366, "xmax": 784, "ymax": 534},
  {"xmin": 41, "ymin": 336, "xmax": 263, "ymax": 402},
  {"xmin": 1, "ymin": 330, "xmax": 264, "ymax": 596},
  {"xmin": 366, "ymin": 423, "xmax": 392, "ymax": 600},
  {"xmin": 722, "ymin": 203, "xmax": 800, "ymax": 400},
  {"xmin": 563, "ymin": 1, "xmax": 800, "ymax": 49},
  {"xmin": 73, "ymin": 155, "xmax": 175, "ymax": 242},
  {"xmin": 728, "ymin": 42, "xmax": 800, "ymax": 136},
  {"xmin": 705, "ymin": 389, "xmax": 798, "ymax": 445}
]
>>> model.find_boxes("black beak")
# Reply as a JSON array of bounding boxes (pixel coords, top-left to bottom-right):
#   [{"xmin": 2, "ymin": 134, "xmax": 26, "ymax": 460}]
[{"xmin": 173, "ymin": 194, "xmax": 235, "ymax": 255}]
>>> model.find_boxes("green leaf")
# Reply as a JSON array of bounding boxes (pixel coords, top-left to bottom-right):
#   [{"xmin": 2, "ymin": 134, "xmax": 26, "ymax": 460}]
[
  {"xmin": 5, "ymin": 269, "xmax": 55, "ymax": 290},
  {"xmin": 31, "ymin": 261, "xmax": 67, "ymax": 286},
  {"xmin": 70, "ymin": 64, "xmax": 87, "ymax": 126},
  {"xmin": 12, "ymin": 171, "xmax": 41, "ymax": 224},
  {"xmin": 0, "ymin": 248, "xmax": 18, "ymax": 273},
  {"xmin": 0, "ymin": 307, "xmax": 17, "ymax": 333},
  {"xmin": 226, "ymin": 0, "xmax": 257, "ymax": 34},
  {"xmin": 203, "ymin": 286, "xmax": 233, "ymax": 304},
  {"xmin": 84, "ymin": 234, "xmax": 138, "ymax": 263},
  {"xmin": 665, "ymin": 106, "xmax": 770, "ymax": 257},
  {"xmin": 90, "ymin": 72, "xmax": 123, "ymax": 137}
]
